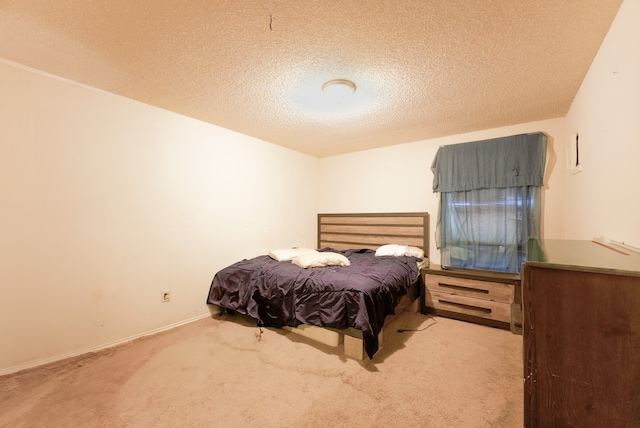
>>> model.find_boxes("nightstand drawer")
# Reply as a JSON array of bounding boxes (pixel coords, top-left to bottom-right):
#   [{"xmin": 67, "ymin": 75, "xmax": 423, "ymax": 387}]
[
  {"xmin": 424, "ymin": 290, "xmax": 512, "ymax": 323},
  {"xmin": 424, "ymin": 274, "xmax": 514, "ymax": 303}
]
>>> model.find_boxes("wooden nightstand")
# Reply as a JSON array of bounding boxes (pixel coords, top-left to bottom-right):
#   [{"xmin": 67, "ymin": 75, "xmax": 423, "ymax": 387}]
[{"xmin": 421, "ymin": 265, "xmax": 522, "ymax": 333}]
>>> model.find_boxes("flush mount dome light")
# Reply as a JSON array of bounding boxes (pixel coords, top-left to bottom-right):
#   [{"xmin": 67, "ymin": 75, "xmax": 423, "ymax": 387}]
[
  {"xmin": 322, "ymin": 78, "xmax": 357, "ymax": 94},
  {"xmin": 321, "ymin": 79, "xmax": 357, "ymax": 105},
  {"xmin": 290, "ymin": 77, "xmax": 373, "ymax": 116}
]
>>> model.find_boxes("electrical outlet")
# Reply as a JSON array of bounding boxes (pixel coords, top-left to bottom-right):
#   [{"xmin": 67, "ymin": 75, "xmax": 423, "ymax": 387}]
[{"xmin": 161, "ymin": 290, "xmax": 171, "ymax": 303}]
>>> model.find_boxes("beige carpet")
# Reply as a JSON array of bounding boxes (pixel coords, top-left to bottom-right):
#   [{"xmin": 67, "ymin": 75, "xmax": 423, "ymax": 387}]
[{"xmin": 0, "ymin": 311, "xmax": 523, "ymax": 428}]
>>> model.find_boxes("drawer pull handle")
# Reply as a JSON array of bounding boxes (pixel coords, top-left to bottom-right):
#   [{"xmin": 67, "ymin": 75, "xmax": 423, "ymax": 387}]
[
  {"xmin": 438, "ymin": 299, "xmax": 492, "ymax": 314},
  {"xmin": 438, "ymin": 282, "xmax": 490, "ymax": 294}
]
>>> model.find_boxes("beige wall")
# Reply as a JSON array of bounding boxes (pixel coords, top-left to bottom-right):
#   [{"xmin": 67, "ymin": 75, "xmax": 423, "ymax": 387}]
[
  {"xmin": 318, "ymin": 118, "xmax": 567, "ymax": 264},
  {"xmin": 564, "ymin": 0, "xmax": 640, "ymax": 247},
  {"xmin": 0, "ymin": 61, "xmax": 319, "ymax": 374}
]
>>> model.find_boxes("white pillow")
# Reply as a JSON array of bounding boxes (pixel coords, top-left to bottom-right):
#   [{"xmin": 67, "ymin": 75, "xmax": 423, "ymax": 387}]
[
  {"xmin": 291, "ymin": 252, "xmax": 351, "ymax": 269},
  {"xmin": 268, "ymin": 247, "xmax": 317, "ymax": 262},
  {"xmin": 404, "ymin": 246, "xmax": 425, "ymax": 258},
  {"xmin": 375, "ymin": 244, "xmax": 407, "ymax": 257}
]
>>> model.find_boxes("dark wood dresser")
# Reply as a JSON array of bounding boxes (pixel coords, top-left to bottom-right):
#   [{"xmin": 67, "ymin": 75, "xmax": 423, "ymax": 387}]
[
  {"xmin": 523, "ymin": 239, "xmax": 640, "ymax": 427},
  {"xmin": 421, "ymin": 264, "xmax": 522, "ymax": 333}
]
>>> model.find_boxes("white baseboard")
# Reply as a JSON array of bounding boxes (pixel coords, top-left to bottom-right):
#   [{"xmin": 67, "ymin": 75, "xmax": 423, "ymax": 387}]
[{"xmin": 0, "ymin": 313, "xmax": 211, "ymax": 377}]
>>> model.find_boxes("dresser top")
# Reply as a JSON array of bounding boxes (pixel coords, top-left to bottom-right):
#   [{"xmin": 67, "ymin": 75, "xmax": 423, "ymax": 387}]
[{"xmin": 526, "ymin": 239, "xmax": 640, "ymax": 274}]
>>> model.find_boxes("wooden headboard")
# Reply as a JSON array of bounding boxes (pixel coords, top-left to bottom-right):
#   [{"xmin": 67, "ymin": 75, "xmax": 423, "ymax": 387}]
[{"xmin": 317, "ymin": 212, "xmax": 430, "ymax": 255}]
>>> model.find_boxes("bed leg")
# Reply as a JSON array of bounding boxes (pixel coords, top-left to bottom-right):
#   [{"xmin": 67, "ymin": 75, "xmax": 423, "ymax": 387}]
[
  {"xmin": 344, "ymin": 335, "xmax": 365, "ymax": 360},
  {"xmin": 207, "ymin": 304, "xmax": 223, "ymax": 317},
  {"xmin": 343, "ymin": 330, "xmax": 384, "ymax": 360}
]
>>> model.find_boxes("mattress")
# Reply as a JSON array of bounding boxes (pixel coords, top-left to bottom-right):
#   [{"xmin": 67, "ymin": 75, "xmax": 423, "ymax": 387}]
[{"xmin": 206, "ymin": 248, "xmax": 422, "ymax": 358}]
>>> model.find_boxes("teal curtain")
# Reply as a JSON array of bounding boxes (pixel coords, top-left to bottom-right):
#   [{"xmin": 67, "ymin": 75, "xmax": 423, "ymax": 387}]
[{"xmin": 432, "ymin": 133, "xmax": 547, "ymax": 273}]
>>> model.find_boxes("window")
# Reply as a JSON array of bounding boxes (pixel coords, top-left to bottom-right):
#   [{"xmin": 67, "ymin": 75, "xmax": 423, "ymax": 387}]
[{"xmin": 431, "ymin": 133, "xmax": 547, "ymax": 274}]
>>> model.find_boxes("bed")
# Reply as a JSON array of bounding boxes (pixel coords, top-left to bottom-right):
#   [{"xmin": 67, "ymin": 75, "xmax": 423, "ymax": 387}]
[{"xmin": 206, "ymin": 212, "xmax": 430, "ymax": 359}]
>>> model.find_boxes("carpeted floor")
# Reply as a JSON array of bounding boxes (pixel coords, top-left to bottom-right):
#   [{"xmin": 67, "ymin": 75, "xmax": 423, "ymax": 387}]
[{"xmin": 0, "ymin": 310, "xmax": 523, "ymax": 427}]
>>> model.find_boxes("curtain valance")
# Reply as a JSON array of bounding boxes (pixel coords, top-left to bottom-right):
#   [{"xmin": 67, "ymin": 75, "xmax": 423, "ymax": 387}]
[{"xmin": 431, "ymin": 132, "xmax": 547, "ymax": 192}]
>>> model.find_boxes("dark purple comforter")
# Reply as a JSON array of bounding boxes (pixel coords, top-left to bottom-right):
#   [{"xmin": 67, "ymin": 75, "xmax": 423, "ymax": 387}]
[{"xmin": 206, "ymin": 248, "xmax": 420, "ymax": 358}]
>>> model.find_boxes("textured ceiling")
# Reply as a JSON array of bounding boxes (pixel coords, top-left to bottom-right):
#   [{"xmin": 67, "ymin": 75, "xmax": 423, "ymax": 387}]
[{"xmin": 0, "ymin": 0, "xmax": 624, "ymax": 157}]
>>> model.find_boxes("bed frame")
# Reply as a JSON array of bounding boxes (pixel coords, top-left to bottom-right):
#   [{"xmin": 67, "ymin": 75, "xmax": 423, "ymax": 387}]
[
  {"xmin": 209, "ymin": 212, "xmax": 430, "ymax": 360},
  {"xmin": 281, "ymin": 212, "xmax": 430, "ymax": 359},
  {"xmin": 317, "ymin": 212, "xmax": 430, "ymax": 252}
]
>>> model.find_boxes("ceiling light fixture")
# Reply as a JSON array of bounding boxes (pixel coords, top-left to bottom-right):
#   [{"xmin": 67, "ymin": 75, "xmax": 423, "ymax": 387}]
[
  {"xmin": 321, "ymin": 79, "xmax": 357, "ymax": 106},
  {"xmin": 322, "ymin": 78, "xmax": 357, "ymax": 94}
]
